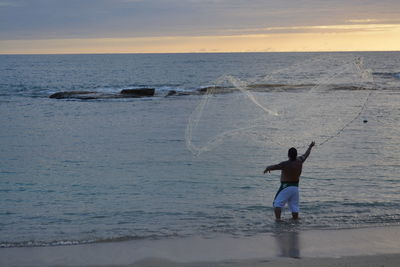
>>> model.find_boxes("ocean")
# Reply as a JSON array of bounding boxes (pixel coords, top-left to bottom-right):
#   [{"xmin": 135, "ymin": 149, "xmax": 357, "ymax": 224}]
[{"xmin": 0, "ymin": 52, "xmax": 399, "ymax": 248}]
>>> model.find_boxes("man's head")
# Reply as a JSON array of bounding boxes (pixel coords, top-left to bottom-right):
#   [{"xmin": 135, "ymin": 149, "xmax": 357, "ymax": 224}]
[{"xmin": 288, "ymin": 147, "xmax": 297, "ymax": 161}]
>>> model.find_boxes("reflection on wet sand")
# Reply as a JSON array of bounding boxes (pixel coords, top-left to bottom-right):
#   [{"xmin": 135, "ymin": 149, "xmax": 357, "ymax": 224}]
[{"xmin": 274, "ymin": 226, "xmax": 300, "ymax": 258}]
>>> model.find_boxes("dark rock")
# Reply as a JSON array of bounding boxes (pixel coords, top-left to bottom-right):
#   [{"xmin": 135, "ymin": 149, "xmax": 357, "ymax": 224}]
[
  {"xmin": 198, "ymin": 86, "xmax": 224, "ymax": 93},
  {"xmin": 198, "ymin": 86, "xmax": 234, "ymax": 94},
  {"xmin": 120, "ymin": 88, "xmax": 155, "ymax": 96},
  {"xmin": 49, "ymin": 88, "xmax": 155, "ymax": 100},
  {"xmin": 166, "ymin": 90, "xmax": 177, "ymax": 96},
  {"xmin": 49, "ymin": 91, "xmax": 98, "ymax": 99}
]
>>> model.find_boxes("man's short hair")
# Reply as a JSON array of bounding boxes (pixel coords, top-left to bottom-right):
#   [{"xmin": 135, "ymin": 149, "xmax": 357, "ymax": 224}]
[{"xmin": 288, "ymin": 147, "xmax": 297, "ymax": 161}]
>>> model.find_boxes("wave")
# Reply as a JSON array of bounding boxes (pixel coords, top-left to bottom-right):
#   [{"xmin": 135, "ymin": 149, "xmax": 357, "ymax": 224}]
[
  {"xmin": 373, "ymin": 72, "xmax": 400, "ymax": 80},
  {"xmin": 0, "ymin": 82, "xmax": 385, "ymax": 101},
  {"xmin": 198, "ymin": 83, "xmax": 374, "ymax": 94},
  {"xmin": 3, "ymin": 206, "xmax": 400, "ymax": 248},
  {"xmin": 0, "ymin": 233, "xmax": 179, "ymax": 248},
  {"xmin": 47, "ymin": 83, "xmax": 379, "ymax": 100}
]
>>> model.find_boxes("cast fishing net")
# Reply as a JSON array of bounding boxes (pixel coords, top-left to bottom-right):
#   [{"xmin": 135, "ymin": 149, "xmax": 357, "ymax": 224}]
[{"xmin": 185, "ymin": 55, "xmax": 374, "ymax": 156}]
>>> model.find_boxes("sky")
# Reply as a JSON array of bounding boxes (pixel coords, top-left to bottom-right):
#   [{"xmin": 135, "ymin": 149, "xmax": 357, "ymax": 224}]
[{"xmin": 0, "ymin": 0, "xmax": 399, "ymax": 54}]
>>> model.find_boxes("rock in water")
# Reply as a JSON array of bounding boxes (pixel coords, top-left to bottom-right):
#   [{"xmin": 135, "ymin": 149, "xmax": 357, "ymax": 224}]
[
  {"xmin": 49, "ymin": 88, "xmax": 155, "ymax": 100},
  {"xmin": 120, "ymin": 88, "xmax": 155, "ymax": 97},
  {"xmin": 166, "ymin": 90, "xmax": 177, "ymax": 96},
  {"xmin": 49, "ymin": 91, "xmax": 98, "ymax": 99}
]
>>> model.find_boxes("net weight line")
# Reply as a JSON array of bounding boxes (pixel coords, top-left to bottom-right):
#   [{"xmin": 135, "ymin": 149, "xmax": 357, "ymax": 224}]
[{"xmin": 301, "ymin": 57, "xmax": 375, "ymax": 148}]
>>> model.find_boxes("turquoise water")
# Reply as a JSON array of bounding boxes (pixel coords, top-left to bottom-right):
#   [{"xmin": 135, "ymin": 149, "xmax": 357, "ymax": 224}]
[{"xmin": 0, "ymin": 52, "xmax": 399, "ymax": 247}]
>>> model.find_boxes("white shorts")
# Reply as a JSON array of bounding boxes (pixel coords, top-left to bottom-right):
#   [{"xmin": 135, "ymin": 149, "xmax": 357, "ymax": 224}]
[{"xmin": 273, "ymin": 186, "xmax": 299, "ymax": 213}]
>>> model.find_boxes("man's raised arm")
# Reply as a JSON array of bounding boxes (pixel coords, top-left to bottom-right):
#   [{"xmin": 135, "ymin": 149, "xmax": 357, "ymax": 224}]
[{"xmin": 299, "ymin": 141, "xmax": 315, "ymax": 162}]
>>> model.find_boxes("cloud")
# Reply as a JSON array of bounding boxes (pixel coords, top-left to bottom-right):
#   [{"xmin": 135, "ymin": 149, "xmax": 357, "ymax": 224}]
[
  {"xmin": 346, "ymin": 19, "xmax": 379, "ymax": 23},
  {"xmin": 2, "ymin": 26, "xmax": 400, "ymax": 54},
  {"xmin": 1, "ymin": 0, "xmax": 400, "ymax": 41},
  {"xmin": 212, "ymin": 22, "xmax": 400, "ymax": 36}
]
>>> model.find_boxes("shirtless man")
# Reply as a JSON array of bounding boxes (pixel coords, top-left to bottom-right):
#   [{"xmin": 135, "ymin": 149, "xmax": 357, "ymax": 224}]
[{"xmin": 264, "ymin": 142, "xmax": 315, "ymax": 221}]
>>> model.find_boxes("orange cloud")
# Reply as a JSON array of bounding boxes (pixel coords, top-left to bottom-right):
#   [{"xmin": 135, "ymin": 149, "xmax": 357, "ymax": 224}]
[{"xmin": 1, "ymin": 23, "xmax": 399, "ymax": 54}]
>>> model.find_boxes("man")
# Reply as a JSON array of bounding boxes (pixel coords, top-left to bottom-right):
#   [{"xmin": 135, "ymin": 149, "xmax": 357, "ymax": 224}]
[{"xmin": 264, "ymin": 142, "xmax": 315, "ymax": 221}]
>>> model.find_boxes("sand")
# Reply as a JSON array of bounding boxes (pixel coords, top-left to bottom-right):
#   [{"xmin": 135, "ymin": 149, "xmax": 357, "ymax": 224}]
[
  {"xmin": 132, "ymin": 254, "xmax": 400, "ymax": 267},
  {"xmin": 1, "ymin": 226, "xmax": 400, "ymax": 266}
]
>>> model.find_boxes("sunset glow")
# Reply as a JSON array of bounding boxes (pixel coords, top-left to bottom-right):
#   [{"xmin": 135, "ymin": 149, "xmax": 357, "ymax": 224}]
[{"xmin": 1, "ymin": 0, "xmax": 399, "ymax": 54}]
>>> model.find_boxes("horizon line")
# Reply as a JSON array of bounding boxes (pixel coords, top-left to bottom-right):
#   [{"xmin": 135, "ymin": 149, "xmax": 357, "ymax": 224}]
[{"xmin": 1, "ymin": 50, "xmax": 400, "ymax": 56}]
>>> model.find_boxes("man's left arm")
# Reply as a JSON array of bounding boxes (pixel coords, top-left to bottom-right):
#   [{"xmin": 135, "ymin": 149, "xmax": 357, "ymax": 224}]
[{"xmin": 263, "ymin": 163, "xmax": 283, "ymax": 174}]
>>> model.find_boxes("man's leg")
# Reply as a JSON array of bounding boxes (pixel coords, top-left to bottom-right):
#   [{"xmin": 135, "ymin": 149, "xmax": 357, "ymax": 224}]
[
  {"xmin": 288, "ymin": 187, "xmax": 299, "ymax": 220},
  {"xmin": 274, "ymin": 207, "xmax": 282, "ymax": 221},
  {"xmin": 274, "ymin": 186, "xmax": 291, "ymax": 221}
]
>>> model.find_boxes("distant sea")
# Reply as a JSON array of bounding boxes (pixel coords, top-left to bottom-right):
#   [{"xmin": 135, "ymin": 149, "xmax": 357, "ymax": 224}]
[{"xmin": 0, "ymin": 52, "xmax": 399, "ymax": 248}]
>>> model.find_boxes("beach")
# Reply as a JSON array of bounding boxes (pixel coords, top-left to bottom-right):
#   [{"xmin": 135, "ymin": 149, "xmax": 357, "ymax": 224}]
[
  {"xmin": 2, "ymin": 226, "xmax": 400, "ymax": 266},
  {"xmin": 134, "ymin": 255, "xmax": 400, "ymax": 267}
]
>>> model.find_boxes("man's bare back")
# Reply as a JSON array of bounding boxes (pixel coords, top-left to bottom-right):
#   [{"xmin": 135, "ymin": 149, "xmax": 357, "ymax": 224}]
[{"xmin": 276, "ymin": 159, "xmax": 303, "ymax": 183}]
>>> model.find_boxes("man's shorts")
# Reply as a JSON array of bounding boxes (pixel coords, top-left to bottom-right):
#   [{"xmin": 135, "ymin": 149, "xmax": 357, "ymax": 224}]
[{"xmin": 273, "ymin": 183, "xmax": 299, "ymax": 213}]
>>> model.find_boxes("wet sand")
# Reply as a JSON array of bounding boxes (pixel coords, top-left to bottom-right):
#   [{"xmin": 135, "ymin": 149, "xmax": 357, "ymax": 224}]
[
  {"xmin": 132, "ymin": 254, "xmax": 400, "ymax": 267},
  {"xmin": 1, "ymin": 226, "xmax": 400, "ymax": 266}
]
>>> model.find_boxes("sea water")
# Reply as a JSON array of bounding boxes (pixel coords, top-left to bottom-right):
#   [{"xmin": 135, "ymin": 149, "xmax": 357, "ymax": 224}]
[{"xmin": 0, "ymin": 52, "xmax": 399, "ymax": 247}]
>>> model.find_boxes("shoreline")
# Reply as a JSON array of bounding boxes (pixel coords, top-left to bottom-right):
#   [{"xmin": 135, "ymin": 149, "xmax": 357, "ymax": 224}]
[{"xmin": 1, "ymin": 225, "xmax": 400, "ymax": 266}]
